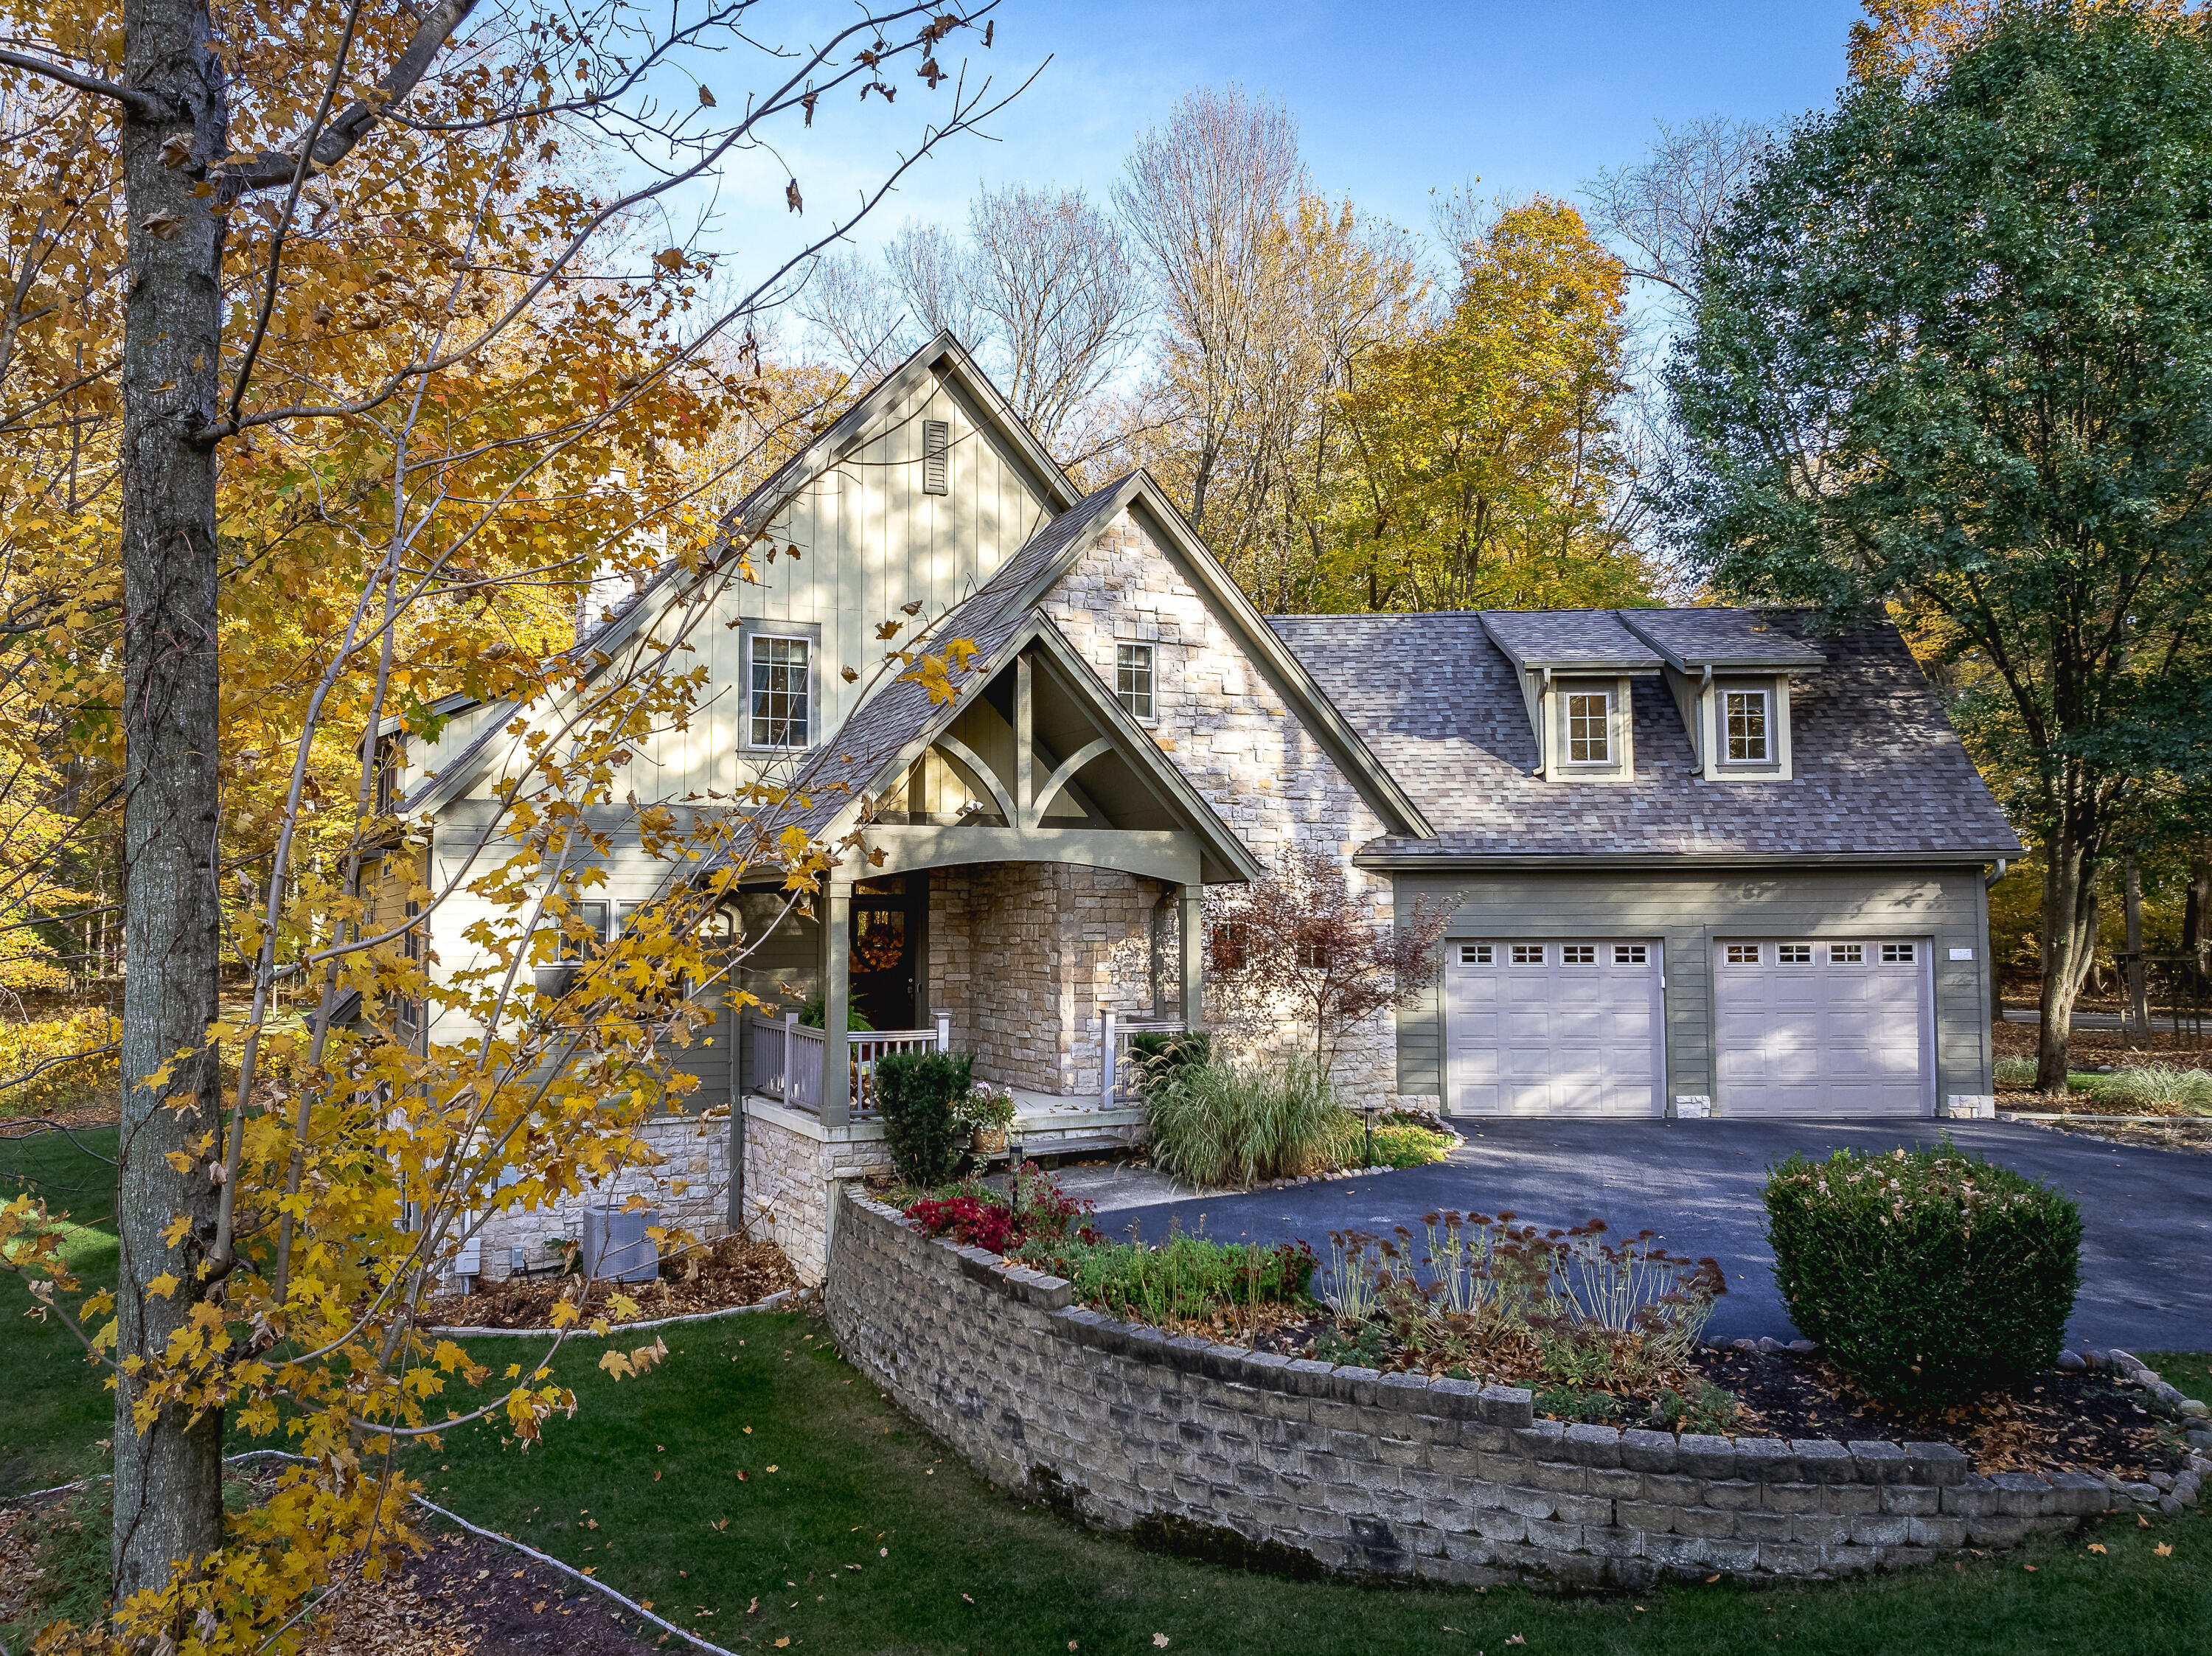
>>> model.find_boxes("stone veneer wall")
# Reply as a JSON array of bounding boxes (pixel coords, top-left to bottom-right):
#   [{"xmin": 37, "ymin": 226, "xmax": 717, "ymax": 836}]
[
  {"xmin": 928, "ymin": 862, "xmax": 1165, "ymax": 1095},
  {"xmin": 828, "ymin": 1188, "xmax": 2130, "ymax": 1585},
  {"xmin": 1039, "ymin": 512, "xmax": 1406, "ymax": 1108},
  {"xmin": 468, "ymin": 1112, "xmax": 731, "ymax": 1284}
]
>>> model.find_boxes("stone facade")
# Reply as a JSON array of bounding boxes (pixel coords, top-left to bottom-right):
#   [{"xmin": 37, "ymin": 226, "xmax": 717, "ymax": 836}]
[
  {"xmin": 467, "ymin": 1110, "xmax": 732, "ymax": 1284},
  {"xmin": 1040, "ymin": 512, "xmax": 1402, "ymax": 1107},
  {"xmin": 928, "ymin": 861, "xmax": 1169, "ymax": 1095},
  {"xmin": 828, "ymin": 1189, "xmax": 2134, "ymax": 1586},
  {"xmin": 737, "ymin": 1103, "xmax": 894, "ymax": 1284}
]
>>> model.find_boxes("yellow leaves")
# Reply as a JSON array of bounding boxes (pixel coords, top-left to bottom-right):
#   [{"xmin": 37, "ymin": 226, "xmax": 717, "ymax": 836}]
[
  {"xmin": 434, "ymin": 1339, "xmax": 470, "ymax": 1372},
  {"xmin": 164, "ymin": 1149, "xmax": 197, "ymax": 1174},
  {"xmin": 597, "ymin": 1335, "xmax": 670, "ymax": 1382},
  {"xmin": 2088, "ymin": 1542, "xmax": 2107, "ymax": 1553},
  {"xmin": 874, "ymin": 618, "xmax": 903, "ymax": 641},
  {"xmin": 654, "ymin": 248, "xmax": 686, "ymax": 273},
  {"xmin": 147, "ymin": 1272, "xmax": 182, "ymax": 1301},
  {"xmin": 2155, "ymin": 1542, "xmax": 2174, "ymax": 1557}
]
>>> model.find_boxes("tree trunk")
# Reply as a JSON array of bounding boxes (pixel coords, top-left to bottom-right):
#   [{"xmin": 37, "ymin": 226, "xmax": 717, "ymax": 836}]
[
  {"xmin": 2035, "ymin": 836, "xmax": 2101, "ymax": 1093},
  {"xmin": 2183, "ymin": 843, "xmax": 2211, "ymax": 963},
  {"xmin": 113, "ymin": 0, "xmax": 229, "ymax": 1607},
  {"xmin": 2124, "ymin": 849, "xmax": 2146, "ymax": 1046}
]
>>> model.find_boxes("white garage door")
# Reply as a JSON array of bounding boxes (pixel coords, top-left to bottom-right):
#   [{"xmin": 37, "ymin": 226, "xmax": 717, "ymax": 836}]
[
  {"xmin": 1713, "ymin": 939, "xmax": 1931, "ymax": 1116},
  {"xmin": 1444, "ymin": 940, "xmax": 1663, "ymax": 1117}
]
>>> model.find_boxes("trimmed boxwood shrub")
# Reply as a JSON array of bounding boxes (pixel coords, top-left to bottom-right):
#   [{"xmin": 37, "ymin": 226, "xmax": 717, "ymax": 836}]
[
  {"xmin": 875, "ymin": 1050, "xmax": 974, "ymax": 1187},
  {"xmin": 1763, "ymin": 1145, "xmax": 2081, "ymax": 1408}
]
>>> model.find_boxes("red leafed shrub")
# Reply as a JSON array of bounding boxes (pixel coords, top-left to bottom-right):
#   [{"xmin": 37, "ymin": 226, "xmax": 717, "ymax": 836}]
[
  {"xmin": 904, "ymin": 1166, "xmax": 1099, "ymax": 1254},
  {"xmin": 905, "ymin": 1194, "xmax": 1019, "ymax": 1253}
]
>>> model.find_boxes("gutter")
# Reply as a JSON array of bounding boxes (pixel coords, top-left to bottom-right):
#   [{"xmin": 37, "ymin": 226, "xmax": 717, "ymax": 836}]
[{"xmin": 1352, "ymin": 850, "xmax": 2025, "ymax": 874}]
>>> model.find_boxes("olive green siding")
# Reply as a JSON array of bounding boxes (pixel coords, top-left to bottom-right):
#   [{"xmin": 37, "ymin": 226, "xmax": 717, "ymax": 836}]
[{"xmin": 1389, "ymin": 865, "xmax": 1996, "ymax": 1115}]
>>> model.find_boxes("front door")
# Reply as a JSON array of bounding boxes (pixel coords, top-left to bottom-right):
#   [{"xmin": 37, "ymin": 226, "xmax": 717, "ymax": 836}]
[{"xmin": 849, "ymin": 876, "xmax": 919, "ymax": 1031}]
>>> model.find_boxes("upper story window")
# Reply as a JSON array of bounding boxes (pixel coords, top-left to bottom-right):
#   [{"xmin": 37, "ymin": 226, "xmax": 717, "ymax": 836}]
[
  {"xmin": 1725, "ymin": 689, "xmax": 1770, "ymax": 762},
  {"xmin": 1566, "ymin": 691, "xmax": 1610, "ymax": 764},
  {"xmin": 749, "ymin": 635, "xmax": 811, "ymax": 748},
  {"xmin": 1116, "ymin": 643, "xmax": 1155, "ymax": 721},
  {"xmin": 558, "ymin": 900, "xmax": 608, "ymax": 963}
]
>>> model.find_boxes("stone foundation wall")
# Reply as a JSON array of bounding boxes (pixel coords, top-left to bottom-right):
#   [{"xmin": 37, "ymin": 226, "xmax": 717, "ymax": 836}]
[
  {"xmin": 827, "ymin": 1189, "xmax": 2128, "ymax": 1586},
  {"xmin": 737, "ymin": 1106, "xmax": 893, "ymax": 1284},
  {"xmin": 469, "ymin": 1111, "xmax": 731, "ymax": 1283}
]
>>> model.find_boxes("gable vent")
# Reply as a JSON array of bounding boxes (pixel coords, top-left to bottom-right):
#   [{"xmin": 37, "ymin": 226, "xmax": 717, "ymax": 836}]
[{"xmin": 922, "ymin": 419, "xmax": 950, "ymax": 495}]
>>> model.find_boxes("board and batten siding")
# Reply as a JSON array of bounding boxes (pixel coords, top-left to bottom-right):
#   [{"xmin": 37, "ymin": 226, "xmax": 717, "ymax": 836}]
[{"xmin": 1389, "ymin": 866, "xmax": 1995, "ymax": 1114}]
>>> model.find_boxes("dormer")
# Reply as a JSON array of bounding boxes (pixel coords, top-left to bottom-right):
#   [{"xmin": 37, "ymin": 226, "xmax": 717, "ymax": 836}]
[
  {"xmin": 1476, "ymin": 610, "xmax": 1663, "ymax": 783},
  {"xmin": 1616, "ymin": 609, "xmax": 1826, "ymax": 782}
]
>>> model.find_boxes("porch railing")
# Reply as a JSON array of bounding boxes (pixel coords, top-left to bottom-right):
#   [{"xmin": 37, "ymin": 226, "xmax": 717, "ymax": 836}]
[
  {"xmin": 745, "ymin": 1011, "xmax": 950, "ymax": 1120},
  {"xmin": 1100, "ymin": 1009, "xmax": 1189, "ymax": 1107}
]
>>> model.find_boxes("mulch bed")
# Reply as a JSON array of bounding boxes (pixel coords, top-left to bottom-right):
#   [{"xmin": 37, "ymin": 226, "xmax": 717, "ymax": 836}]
[
  {"xmin": 309, "ymin": 1522, "xmax": 661, "ymax": 1656},
  {"xmin": 1992, "ymin": 1017, "xmax": 2212, "ymax": 1068},
  {"xmin": 1193, "ymin": 1315, "xmax": 2191, "ymax": 1481},
  {"xmin": 424, "ymin": 1233, "xmax": 801, "ymax": 1331},
  {"xmin": 1690, "ymin": 1348, "xmax": 2187, "ymax": 1478},
  {"xmin": 2014, "ymin": 1116, "xmax": 2212, "ymax": 1155}
]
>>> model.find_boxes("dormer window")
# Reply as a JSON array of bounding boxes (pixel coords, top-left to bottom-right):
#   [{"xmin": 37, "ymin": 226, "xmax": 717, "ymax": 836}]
[
  {"xmin": 1725, "ymin": 689, "xmax": 1770, "ymax": 762},
  {"xmin": 1567, "ymin": 692, "xmax": 1611, "ymax": 763}
]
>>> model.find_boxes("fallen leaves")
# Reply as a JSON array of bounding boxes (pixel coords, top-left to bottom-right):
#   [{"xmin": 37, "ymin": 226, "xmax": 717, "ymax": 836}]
[
  {"xmin": 1152, "ymin": 1638, "xmax": 1170, "ymax": 1649},
  {"xmin": 2155, "ymin": 1542, "xmax": 2174, "ymax": 1557},
  {"xmin": 2087, "ymin": 1542, "xmax": 2107, "ymax": 1554}
]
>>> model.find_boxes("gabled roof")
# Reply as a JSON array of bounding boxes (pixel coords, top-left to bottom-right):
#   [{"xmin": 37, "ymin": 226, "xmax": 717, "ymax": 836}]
[
  {"xmin": 401, "ymin": 333, "xmax": 1074, "ymax": 817},
  {"xmin": 1478, "ymin": 610, "xmax": 1662, "ymax": 674},
  {"xmin": 1267, "ymin": 609, "xmax": 2022, "ymax": 864},
  {"xmin": 1618, "ymin": 607, "xmax": 1829, "ymax": 673}
]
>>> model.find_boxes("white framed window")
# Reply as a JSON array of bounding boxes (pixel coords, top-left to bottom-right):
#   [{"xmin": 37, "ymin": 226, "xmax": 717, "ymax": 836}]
[
  {"xmin": 1561, "ymin": 944, "xmax": 1597, "ymax": 966},
  {"xmin": 1613, "ymin": 943, "xmax": 1648, "ymax": 965},
  {"xmin": 748, "ymin": 634, "xmax": 811, "ymax": 748},
  {"xmin": 1458, "ymin": 943, "xmax": 1493, "ymax": 965},
  {"xmin": 1510, "ymin": 943, "xmax": 1544, "ymax": 967},
  {"xmin": 1778, "ymin": 943, "xmax": 1813, "ymax": 964},
  {"xmin": 1725, "ymin": 943, "xmax": 1760, "ymax": 966},
  {"xmin": 1831, "ymin": 942, "xmax": 1865, "ymax": 964},
  {"xmin": 558, "ymin": 900, "xmax": 608, "ymax": 963},
  {"xmin": 1725, "ymin": 689, "xmax": 1771, "ymax": 762},
  {"xmin": 1882, "ymin": 942, "xmax": 1916, "ymax": 964},
  {"xmin": 1566, "ymin": 691, "xmax": 1611, "ymax": 764},
  {"xmin": 1116, "ymin": 643, "xmax": 1155, "ymax": 721}
]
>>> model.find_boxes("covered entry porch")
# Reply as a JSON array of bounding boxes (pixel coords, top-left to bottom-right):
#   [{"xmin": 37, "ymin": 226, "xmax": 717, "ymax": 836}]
[{"xmin": 733, "ymin": 626, "xmax": 1256, "ymax": 1149}]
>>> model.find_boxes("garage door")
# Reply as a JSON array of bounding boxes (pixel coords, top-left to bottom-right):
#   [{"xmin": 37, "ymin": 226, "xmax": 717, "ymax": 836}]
[
  {"xmin": 1444, "ymin": 940, "xmax": 1663, "ymax": 1116},
  {"xmin": 1713, "ymin": 939, "xmax": 1930, "ymax": 1116}
]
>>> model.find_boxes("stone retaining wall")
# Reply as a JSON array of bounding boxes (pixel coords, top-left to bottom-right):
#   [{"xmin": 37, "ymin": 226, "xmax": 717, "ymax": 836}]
[{"xmin": 826, "ymin": 1188, "xmax": 2138, "ymax": 1586}]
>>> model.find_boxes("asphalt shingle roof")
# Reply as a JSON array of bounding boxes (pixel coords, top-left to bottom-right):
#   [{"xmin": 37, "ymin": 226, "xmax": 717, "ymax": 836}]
[
  {"xmin": 1265, "ymin": 610, "xmax": 2021, "ymax": 861},
  {"xmin": 1478, "ymin": 609, "xmax": 1661, "ymax": 672},
  {"xmin": 1618, "ymin": 606, "xmax": 1829, "ymax": 672}
]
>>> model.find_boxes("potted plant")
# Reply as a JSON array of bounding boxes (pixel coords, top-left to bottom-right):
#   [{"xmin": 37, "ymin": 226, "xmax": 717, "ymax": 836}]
[{"xmin": 959, "ymin": 1084, "xmax": 1018, "ymax": 1154}]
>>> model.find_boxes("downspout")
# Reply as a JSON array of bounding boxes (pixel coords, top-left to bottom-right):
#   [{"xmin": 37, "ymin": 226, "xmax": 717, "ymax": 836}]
[{"xmin": 1985, "ymin": 857, "xmax": 2009, "ymax": 888}]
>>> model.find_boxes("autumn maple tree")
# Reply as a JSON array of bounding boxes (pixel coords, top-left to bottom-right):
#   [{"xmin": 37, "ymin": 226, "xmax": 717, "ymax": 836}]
[{"xmin": 0, "ymin": 0, "xmax": 1020, "ymax": 1645}]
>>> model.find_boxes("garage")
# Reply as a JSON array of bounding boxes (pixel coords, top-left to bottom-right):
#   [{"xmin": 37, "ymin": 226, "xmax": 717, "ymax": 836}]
[
  {"xmin": 1443, "ymin": 939, "xmax": 1663, "ymax": 1116},
  {"xmin": 1712, "ymin": 939, "xmax": 1932, "ymax": 1116}
]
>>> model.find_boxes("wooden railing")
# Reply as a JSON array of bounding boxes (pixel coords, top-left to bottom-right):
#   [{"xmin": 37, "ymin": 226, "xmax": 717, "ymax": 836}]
[
  {"xmin": 746, "ymin": 1011, "xmax": 950, "ymax": 1119},
  {"xmin": 1100, "ymin": 1009, "xmax": 1188, "ymax": 1106}
]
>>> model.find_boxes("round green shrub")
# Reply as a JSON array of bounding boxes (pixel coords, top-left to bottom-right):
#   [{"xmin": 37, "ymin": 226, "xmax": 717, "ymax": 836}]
[
  {"xmin": 874, "ymin": 1050, "xmax": 974, "ymax": 1187},
  {"xmin": 1762, "ymin": 1145, "xmax": 2081, "ymax": 1409}
]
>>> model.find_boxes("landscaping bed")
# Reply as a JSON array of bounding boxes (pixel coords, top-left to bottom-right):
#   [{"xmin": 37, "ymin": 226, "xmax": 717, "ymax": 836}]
[{"xmin": 422, "ymin": 1231, "xmax": 801, "ymax": 1330}]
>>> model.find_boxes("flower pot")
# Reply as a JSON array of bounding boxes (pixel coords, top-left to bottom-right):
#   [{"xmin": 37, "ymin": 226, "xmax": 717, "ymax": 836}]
[{"xmin": 970, "ymin": 1127, "xmax": 1008, "ymax": 1155}]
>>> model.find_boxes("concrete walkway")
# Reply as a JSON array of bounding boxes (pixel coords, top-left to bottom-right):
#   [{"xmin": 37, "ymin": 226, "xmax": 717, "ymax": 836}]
[{"xmin": 1088, "ymin": 1119, "xmax": 2212, "ymax": 1352}]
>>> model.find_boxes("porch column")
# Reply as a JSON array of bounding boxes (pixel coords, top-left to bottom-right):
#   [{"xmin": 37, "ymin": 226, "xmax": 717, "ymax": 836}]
[
  {"xmin": 1178, "ymin": 883, "xmax": 1204, "ymax": 1031},
  {"xmin": 821, "ymin": 877, "xmax": 852, "ymax": 1127}
]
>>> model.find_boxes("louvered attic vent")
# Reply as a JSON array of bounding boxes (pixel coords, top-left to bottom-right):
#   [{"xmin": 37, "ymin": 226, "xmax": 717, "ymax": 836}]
[{"xmin": 922, "ymin": 419, "xmax": 949, "ymax": 495}]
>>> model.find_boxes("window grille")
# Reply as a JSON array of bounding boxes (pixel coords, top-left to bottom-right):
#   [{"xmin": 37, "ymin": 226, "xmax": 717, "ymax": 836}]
[
  {"xmin": 1831, "ymin": 943, "xmax": 1865, "ymax": 964},
  {"xmin": 1613, "ymin": 944, "xmax": 1648, "ymax": 965},
  {"xmin": 1511, "ymin": 943, "xmax": 1544, "ymax": 966},
  {"xmin": 1116, "ymin": 643, "xmax": 1155, "ymax": 720},
  {"xmin": 1566, "ymin": 692, "xmax": 1610, "ymax": 763},
  {"xmin": 1562, "ymin": 944, "xmax": 1597, "ymax": 966},
  {"xmin": 1778, "ymin": 943, "xmax": 1813, "ymax": 964},
  {"xmin": 1725, "ymin": 943, "xmax": 1760, "ymax": 965},
  {"xmin": 749, "ymin": 636, "xmax": 810, "ymax": 748},
  {"xmin": 1458, "ymin": 943, "xmax": 1493, "ymax": 965},
  {"xmin": 1725, "ymin": 689, "xmax": 1770, "ymax": 762},
  {"xmin": 1882, "ymin": 942, "xmax": 1916, "ymax": 964}
]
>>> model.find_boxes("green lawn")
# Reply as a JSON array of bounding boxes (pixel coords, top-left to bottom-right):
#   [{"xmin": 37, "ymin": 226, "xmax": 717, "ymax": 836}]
[
  {"xmin": 0, "ymin": 1124, "xmax": 120, "ymax": 1497},
  {"xmin": 5, "ymin": 1126, "xmax": 2210, "ymax": 1654}
]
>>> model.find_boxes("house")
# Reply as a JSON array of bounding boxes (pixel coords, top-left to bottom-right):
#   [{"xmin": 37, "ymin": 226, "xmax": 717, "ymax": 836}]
[{"xmin": 385, "ymin": 333, "xmax": 2021, "ymax": 1282}]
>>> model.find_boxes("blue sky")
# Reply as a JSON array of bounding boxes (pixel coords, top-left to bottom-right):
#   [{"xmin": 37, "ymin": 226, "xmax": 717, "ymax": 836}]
[{"xmin": 686, "ymin": 0, "xmax": 1868, "ymax": 279}]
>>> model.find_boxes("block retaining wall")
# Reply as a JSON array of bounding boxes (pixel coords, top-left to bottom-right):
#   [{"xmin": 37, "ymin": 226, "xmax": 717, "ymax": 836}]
[{"xmin": 826, "ymin": 1188, "xmax": 2131, "ymax": 1586}]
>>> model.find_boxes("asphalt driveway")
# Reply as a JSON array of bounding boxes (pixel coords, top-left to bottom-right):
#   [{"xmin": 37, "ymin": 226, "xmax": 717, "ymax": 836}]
[{"xmin": 1088, "ymin": 1119, "xmax": 2212, "ymax": 1351}]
